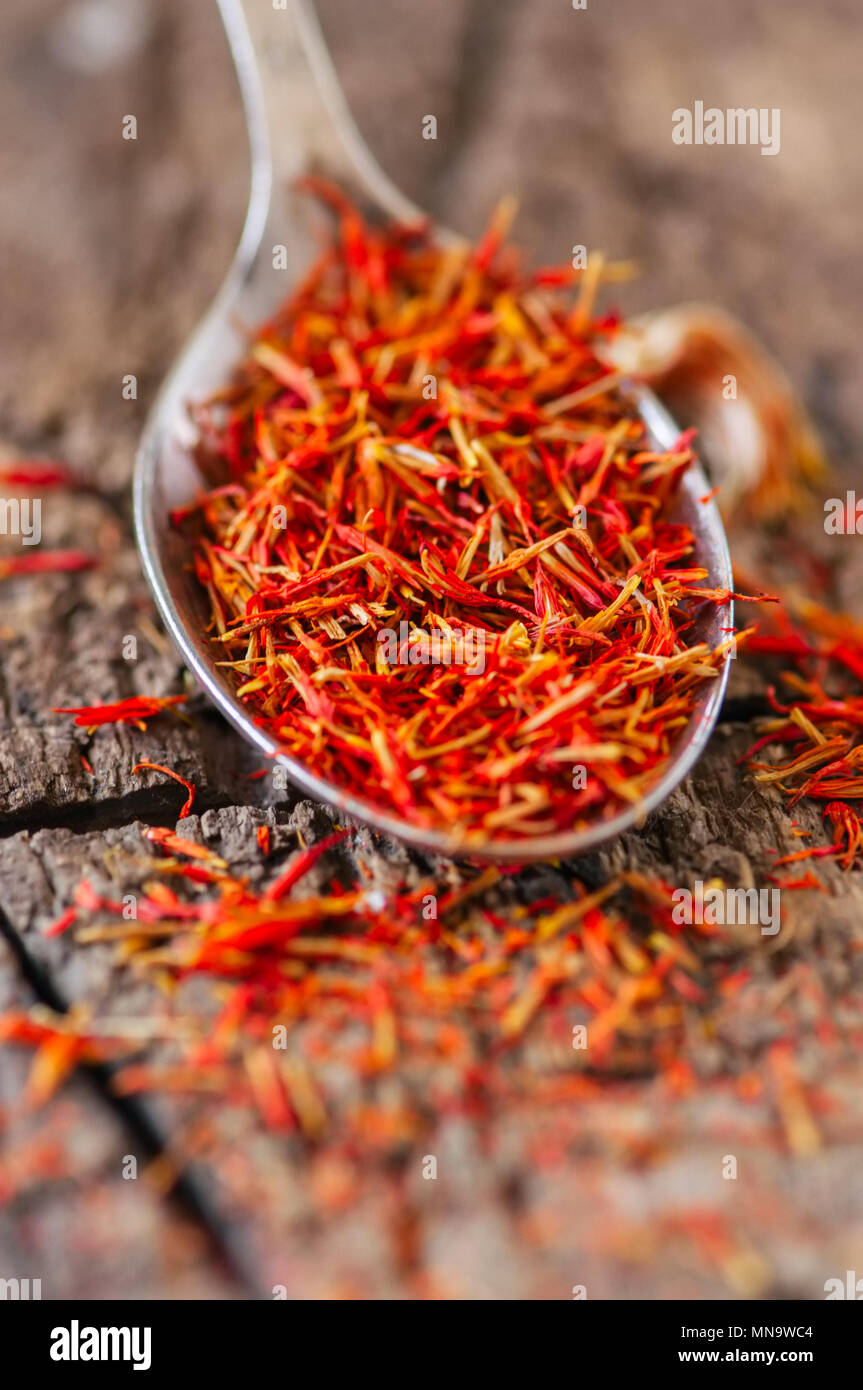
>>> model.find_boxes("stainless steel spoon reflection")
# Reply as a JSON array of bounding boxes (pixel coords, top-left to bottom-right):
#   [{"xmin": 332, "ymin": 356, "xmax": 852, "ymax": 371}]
[{"xmin": 134, "ymin": 0, "xmax": 733, "ymax": 863}]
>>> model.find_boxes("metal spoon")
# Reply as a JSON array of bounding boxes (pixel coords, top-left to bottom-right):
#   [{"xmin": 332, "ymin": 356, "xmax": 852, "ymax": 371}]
[{"xmin": 134, "ymin": 0, "xmax": 733, "ymax": 863}]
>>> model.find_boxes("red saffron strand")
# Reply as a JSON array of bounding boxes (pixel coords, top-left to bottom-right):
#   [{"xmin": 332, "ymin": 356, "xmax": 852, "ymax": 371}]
[
  {"xmin": 54, "ymin": 694, "xmax": 187, "ymax": 730},
  {"xmin": 262, "ymin": 829, "xmax": 347, "ymax": 901},
  {"xmin": 131, "ymin": 760, "xmax": 196, "ymax": 819},
  {"xmin": 0, "ymin": 550, "xmax": 97, "ymax": 579}
]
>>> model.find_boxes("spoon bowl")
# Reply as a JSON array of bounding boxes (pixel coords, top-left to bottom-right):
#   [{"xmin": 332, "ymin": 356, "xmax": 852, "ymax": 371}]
[{"xmin": 134, "ymin": 0, "xmax": 733, "ymax": 863}]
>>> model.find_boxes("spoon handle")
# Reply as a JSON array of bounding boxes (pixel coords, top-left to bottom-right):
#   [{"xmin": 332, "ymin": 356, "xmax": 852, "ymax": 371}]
[{"xmin": 220, "ymin": 0, "xmax": 424, "ymax": 224}]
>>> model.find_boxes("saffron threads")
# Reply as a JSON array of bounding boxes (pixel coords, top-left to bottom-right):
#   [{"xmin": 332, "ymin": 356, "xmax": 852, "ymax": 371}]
[
  {"xmin": 131, "ymin": 760, "xmax": 196, "ymax": 819},
  {"xmin": 262, "ymin": 828, "xmax": 347, "ymax": 900},
  {"xmin": 739, "ymin": 586, "xmax": 863, "ymax": 867},
  {"xmin": 0, "ymin": 1012, "xmax": 133, "ymax": 1108},
  {"xmin": 54, "ymin": 694, "xmax": 187, "ymax": 732},
  {"xmin": 0, "ymin": 822, "xmax": 754, "ymax": 1128},
  {"xmin": 177, "ymin": 185, "xmax": 731, "ymax": 845},
  {"xmin": 42, "ymin": 907, "xmax": 78, "ymax": 940},
  {"xmin": 0, "ymin": 550, "xmax": 97, "ymax": 579},
  {"xmin": 0, "ymin": 460, "xmax": 76, "ymax": 488}
]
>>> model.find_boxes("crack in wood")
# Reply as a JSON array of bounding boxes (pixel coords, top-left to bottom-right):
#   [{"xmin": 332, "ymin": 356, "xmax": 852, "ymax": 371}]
[
  {"xmin": 0, "ymin": 900, "xmax": 265, "ymax": 1301},
  {"xmin": 0, "ymin": 787, "xmax": 240, "ymax": 840},
  {"xmin": 0, "ymin": 691, "xmax": 761, "ymax": 843},
  {"xmin": 0, "ymin": 899, "xmax": 265, "ymax": 1298}
]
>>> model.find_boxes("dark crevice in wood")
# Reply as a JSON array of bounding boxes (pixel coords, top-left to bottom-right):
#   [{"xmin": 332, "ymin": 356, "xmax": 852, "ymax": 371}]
[
  {"xmin": 0, "ymin": 787, "xmax": 239, "ymax": 840},
  {"xmin": 0, "ymin": 659, "xmax": 11, "ymax": 726},
  {"xmin": 717, "ymin": 694, "xmax": 772, "ymax": 722},
  {"xmin": 0, "ymin": 691, "xmax": 765, "ymax": 841},
  {"xmin": 0, "ymin": 900, "xmax": 265, "ymax": 1299}
]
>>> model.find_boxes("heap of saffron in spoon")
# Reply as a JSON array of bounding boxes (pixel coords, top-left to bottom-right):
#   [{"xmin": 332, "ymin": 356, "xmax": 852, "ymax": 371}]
[{"xmin": 176, "ymin": 185, "xmax": 732, "ymax": 844}]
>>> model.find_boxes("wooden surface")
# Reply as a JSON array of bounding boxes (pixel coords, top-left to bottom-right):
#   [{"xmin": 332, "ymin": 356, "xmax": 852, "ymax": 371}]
[{"xmin": 1, "ymin": 0, "xmax": 862, "ymax": 1300}]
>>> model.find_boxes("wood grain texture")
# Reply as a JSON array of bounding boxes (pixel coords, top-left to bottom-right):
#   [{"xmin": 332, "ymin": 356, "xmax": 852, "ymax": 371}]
[
  {"xmin": 0, "ymin": 0, "xmax": 861, "ymax": 1299},
  {"xmin": 0, "ymin": 931, "xmax": 241, "ymax": 1299}
]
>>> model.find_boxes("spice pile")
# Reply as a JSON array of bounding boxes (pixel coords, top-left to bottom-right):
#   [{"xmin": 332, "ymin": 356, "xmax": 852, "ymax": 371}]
[
  {"xmin": 179, "ymin": 185, "xmax": 731, "ymax": 845},
  {"xmin": 0, "ymin": 824, "xmax": 742, "ymax": 1134},
  {"xmin": 739, "ymin": 586, "xmax": 863, "ymax": 872}
]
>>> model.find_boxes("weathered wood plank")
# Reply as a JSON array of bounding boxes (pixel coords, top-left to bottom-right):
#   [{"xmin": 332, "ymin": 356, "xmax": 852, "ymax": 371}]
[
  {"xmin": 0, "ymin": 492, "xmax": 280, "ymax": 828},
  {"xmin": 0, "ymin": 933, "xmax": 240, "ymax": 1299},
  {"xmin": 0, "ymin": 726, "xmax": 860, "ymax": 1298}
]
